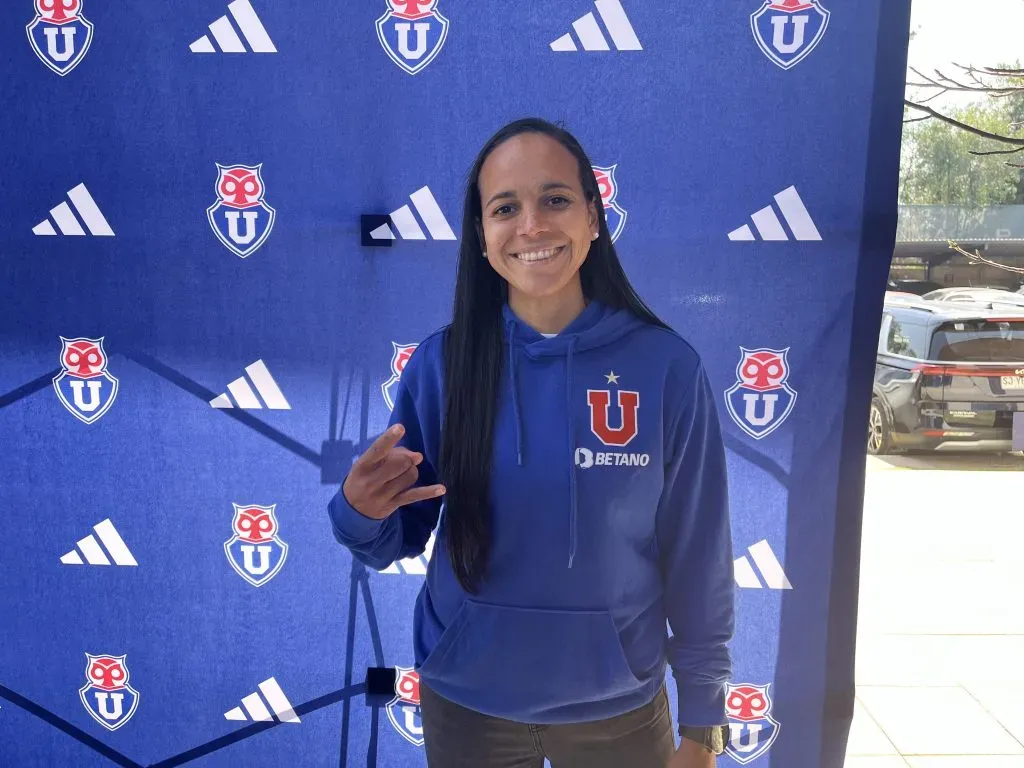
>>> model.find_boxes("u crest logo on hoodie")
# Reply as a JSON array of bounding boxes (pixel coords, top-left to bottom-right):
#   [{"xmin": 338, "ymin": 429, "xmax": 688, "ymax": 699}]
[
  {"xmin": 586, "ymin": 388, "xmax": 640, "ymax": 447},
  {"xmin": 578, "ymin": 375, "xmax": 649, "ymax": 469}
]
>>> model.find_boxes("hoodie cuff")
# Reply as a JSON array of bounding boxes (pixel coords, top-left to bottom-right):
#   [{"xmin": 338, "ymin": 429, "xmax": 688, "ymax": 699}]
[
  {"xmin": 328, "ymin": 483, "xmax": 387, "ymax": 543},
  {"xmin": 675, "ymin": 680, "xmax": 728, "ymax": 730}
]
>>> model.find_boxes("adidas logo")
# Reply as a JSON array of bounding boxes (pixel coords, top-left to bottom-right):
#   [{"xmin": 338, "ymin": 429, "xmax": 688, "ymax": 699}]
[
  {"xmin": 32, "ymin": 183, "xmax": 114, "ymax": 237},
  {"xmin": 370, "ymin": 186, "xmax": 456, "ymax": 241},
  {"xmin": 190, "ymin": 0, "xmax": 277, "ymax": 54},
  {"xmin": 380, "ymin": 532, "xmax": 435, "ymax": 575},
  {"xmin": 381, "ymin": 554, "xmax": 428, "ymax": 575},
  {"xmin": 734, "ymin": 540, "xmax": 792, "ymax": 590},
  {"xmin": 728, "ymin": 186, "xmax": 821, "ymax": 242},
  {"xmin": 224, "ymin": 677, "xmax": 299, "ymax": 724},
  {"xmin": 550, "ymin": 0, "xmax": 642, "ymax": 52},
  {"xmin": 60, "ymin": 519, "xmax": 137, "ymax": 567},
  {"xmin": 210, "ymin": 359, "xmax": 291, "ymax": 410}
]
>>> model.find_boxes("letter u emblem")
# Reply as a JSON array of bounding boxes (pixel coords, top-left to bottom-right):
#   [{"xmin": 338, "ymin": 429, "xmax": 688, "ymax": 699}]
[
  {"xmin": 395, "ymin": 22, "xmax": 430, "ymax": 60},
  {"xmin": 44, "ymin": 26, "xmax": 77, "ymax": 62},
  {"xmin": 587, "ymin": 390, "xmax": 640, "ymax": 447},
  {"xmin": 770, "ymin": 15, "xmax": 809, "ymax": 54}
]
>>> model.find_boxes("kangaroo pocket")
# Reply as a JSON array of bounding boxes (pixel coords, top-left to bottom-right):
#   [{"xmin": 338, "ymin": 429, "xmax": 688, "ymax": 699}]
[{"xmin": 417, "ymin": 599, "xmax": 643, "ymax": 715}]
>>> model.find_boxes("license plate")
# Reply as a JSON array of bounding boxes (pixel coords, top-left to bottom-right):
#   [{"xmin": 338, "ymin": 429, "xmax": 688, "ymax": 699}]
[{"xmin": 1001, "ymin": 376, "xmax": 1024, "ymax": 390}]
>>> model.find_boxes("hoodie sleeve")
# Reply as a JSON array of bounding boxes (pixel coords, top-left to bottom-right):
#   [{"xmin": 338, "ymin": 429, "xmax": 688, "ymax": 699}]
[
  {"xmin": 656, "ymin": 360, "xmax": 735, "ymax": 731},
  {"xmin": 327, "ymin": 344, "xmax": 443, "ymax": 571}
]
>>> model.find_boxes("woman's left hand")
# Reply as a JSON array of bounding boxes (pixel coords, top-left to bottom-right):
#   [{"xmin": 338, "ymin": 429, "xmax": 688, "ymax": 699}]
[{"xmin": 668, "ymin": 737, "xmax": 716, "ymax": 768}]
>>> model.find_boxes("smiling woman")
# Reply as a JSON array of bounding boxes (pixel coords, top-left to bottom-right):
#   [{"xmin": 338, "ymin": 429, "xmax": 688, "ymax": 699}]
[
  {"xmin": 328, "ymin": 117, "xmax": 735, "ymax": 768},
  {"xmin": 476, "ymin": 132, "xmax": 599, "ymax": 335}
]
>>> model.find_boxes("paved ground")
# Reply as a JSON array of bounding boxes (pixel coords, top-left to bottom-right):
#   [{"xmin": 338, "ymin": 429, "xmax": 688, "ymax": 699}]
[{"xmin": 846, "ymin": 452, "xmax": 1024, "ymax": 767}]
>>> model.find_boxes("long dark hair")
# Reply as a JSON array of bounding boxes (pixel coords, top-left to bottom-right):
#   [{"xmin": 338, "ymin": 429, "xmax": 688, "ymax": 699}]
[{"xmin": 440, "ymin": 117, "xmax": 670, "ymax": 594}]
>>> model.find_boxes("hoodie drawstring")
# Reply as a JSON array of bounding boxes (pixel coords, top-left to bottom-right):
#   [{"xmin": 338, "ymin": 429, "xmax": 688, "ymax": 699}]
[
  {"xmin": 508, "ymin": 322, "xmax": 524, "ymax": 467},
  {"xmin": 567, "ymin": 337, "xmax": 578, "ymax": 569},
  {"xmin": 506, "ymin": 318, "xmax": 580, "ymax": 568}
]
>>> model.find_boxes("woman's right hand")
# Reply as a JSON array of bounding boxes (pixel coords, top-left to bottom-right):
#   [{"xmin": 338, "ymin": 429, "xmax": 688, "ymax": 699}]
[{"xmin": 342, "ymin": 423, "xmax": 447, "ymax": 520}]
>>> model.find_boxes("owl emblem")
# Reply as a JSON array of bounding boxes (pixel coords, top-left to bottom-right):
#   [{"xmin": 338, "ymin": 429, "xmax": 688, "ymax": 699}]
[
  {"xmin": 724, "ymin": 347, "xmax": 798, "ymax": 439},
  {"xmin": 27, "ymin": 0, "xmax": 95, "ymax": 76},
  {"xmin": 206, "ymin": 163, "xmax": 276, "ymax": 259},
  {"xmin": 375, "ymin": 0, "xmax": 449, "ymax": 75},
  {"xmin": 224, "ymin": 504, "xmax": 288, "ymax": 587},
  {"xmin": 592, "ymin": 165, "xmax": 627, "ymax": 243},
  {"xmin": 386, "ymin": 667, "xmax": 424, "ymax": 746},
  {"xmin": 79, "ymin": 653, "xmax": 139, "ymax": 731},
  {"xmin": 52, "ymin": 336, "xmax": 119, "ymax": 424},
  {"xmin": 382, "ymin": 342, "xmax": 418, "ymax": 411},
  {"xmin": 725, "ymin": 682, "xmax": 781, "ymax": 764}
]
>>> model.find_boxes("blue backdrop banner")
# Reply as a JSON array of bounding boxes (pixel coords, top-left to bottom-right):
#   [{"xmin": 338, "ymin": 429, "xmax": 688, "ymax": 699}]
[{"xmin": 0, "ymin": 1, "xmax": 911, "ymax": 766}]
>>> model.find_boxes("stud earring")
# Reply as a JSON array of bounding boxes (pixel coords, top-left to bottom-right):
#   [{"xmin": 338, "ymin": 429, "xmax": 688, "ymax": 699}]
[
  {"xmin": 592, "ymin": 232, "xmax": 599, "ymax": 239},
  {"xmin": 482, "ymin": 251, "xmax": 488, "ymax": 259}
]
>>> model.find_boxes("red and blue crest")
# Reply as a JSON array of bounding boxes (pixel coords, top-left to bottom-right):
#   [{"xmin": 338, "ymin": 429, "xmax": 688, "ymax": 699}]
[
  {"xmin": 751, "ymin": 0, "xmax": 830, "ymax": 70},
  {"xmin": 592, "ymin": 165, "xmax": 627, "ymax": 243},
  {"xmin": 26, "ymin": 0, "xmax": 94, "ymax": 76},
  {"xmin": 376, "ymin": 0, "xmax": 449, "ymax": 76},
  {"xmin": 207, "ymin": 164, "xmax": 276, "ymax": 259},
  {"xmin": 724, "ymin": 347, "xmax": 798, "ymax": 439},
  {"xmin": 386, "ymin": 667, "xmax": 424, "ymax": 746},
  {"xmin": 724, "ymin": 683, "xmax": 781, "ymax": 764},
  {"xmin": 382, "ymin": 342, "xmax": 418, "ymax": 411},
  {"xmin": 224, "ymin": 503, "xmax": 288, "ymax": 587},
  {"xmin": 53, "ymin": 336, "xmax": 119, "ymax": 424},
  {"xmin": 79, "ymin": 653, "xmax": 139, "ymax": 731}
]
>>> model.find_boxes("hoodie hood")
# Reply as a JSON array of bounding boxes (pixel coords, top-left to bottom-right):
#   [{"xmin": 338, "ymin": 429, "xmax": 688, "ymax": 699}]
[{"xmin": 501, "ymin": 300, "xmax": 646, "ymax": 567}]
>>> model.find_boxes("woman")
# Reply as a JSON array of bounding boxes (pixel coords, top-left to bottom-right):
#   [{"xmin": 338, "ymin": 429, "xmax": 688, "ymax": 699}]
[{"xmin": 329, "ymin": 118, "xmax": 734, "ymax": 768}]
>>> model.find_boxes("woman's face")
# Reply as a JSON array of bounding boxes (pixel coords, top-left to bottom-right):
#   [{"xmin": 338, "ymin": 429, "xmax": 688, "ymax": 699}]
[{"xmin": 477, "ymin": 132, "xmax": 599, "ymax": 303}]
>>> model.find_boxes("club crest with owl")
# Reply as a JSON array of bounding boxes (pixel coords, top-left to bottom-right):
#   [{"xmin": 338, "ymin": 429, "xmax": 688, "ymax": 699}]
[
  {"xmin": 27, "ymin": 0, "xmax": 95, "ymax": 76},
  {"xmin": 52, "ymin": 336, "xmax": 119, "ymax": 424},
  {"xmin": 224, "ymin": 504, "xmax": 288, "ymax": 587},
  {"xmin": 724, "ymin": 347, "xmax": 798, "ymax": 439},
  {"xmin": 375, "ymin": 0, "xmax": 449, "ymax": 75},
  {"xmin": 724, "ymin": 682, "xmax": 781, "ymax": 763},
  {"xmin": 79, "ymin": 653, "xmax": 139, "ymax": 731},
  {"xmin": 206, "ymin": 163, "xmax": 276, "ymax": 259}
]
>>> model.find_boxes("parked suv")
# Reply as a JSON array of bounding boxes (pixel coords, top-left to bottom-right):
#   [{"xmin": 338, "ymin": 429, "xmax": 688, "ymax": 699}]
[{"xmin": 871, "ymin": 294, "xmax": 1024, "ymax": 454}]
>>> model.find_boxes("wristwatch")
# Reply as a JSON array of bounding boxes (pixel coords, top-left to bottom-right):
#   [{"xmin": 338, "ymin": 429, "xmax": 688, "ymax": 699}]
[{"xmin": 680, "ymin": 724, "xmax": 728, "ymax": 755}]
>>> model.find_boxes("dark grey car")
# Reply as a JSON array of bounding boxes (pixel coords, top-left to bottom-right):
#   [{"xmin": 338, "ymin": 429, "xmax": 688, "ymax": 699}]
[{"xmin": 871, "ymin": 295, "xmax": 1024, "ymax": 454}]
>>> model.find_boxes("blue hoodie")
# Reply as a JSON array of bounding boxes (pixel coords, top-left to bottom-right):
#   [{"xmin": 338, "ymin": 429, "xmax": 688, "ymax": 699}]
[{"xmin": 329, "ymin": 300, "xmax": 734, "ymax": 733}]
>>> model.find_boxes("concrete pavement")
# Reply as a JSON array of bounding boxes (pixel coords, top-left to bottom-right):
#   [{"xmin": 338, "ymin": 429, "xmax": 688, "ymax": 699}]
[{"xmin": 846, "ymin": 453, "xmax": 1024, "ymax": 767}]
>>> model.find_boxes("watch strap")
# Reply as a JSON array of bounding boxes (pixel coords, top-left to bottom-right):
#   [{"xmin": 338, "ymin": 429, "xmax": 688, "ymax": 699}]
[{"xmin": 679, "ymin": 724, "xmax": 728, "ymax": 755}]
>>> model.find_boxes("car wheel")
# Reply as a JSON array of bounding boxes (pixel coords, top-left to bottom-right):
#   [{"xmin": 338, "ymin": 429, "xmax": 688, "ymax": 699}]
[{"xmin": 867, "ymin": 398, "xmax": 893, "ymax": 455}]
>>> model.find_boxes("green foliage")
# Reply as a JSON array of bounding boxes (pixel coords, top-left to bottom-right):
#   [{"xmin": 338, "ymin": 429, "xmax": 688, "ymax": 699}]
[{"xmin": 901, "ymin": 64, "xmax": 1024, "ymax": 205}]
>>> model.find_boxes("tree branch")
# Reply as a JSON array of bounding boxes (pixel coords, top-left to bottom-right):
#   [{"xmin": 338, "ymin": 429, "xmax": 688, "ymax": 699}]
[
  {"xmin": 949, "ymin": 240, "xmax": 1024, "ymax": 275},
  {"xmin": 907, "ymin": 65, "xmax": 1024, "ymax": 97},
  {"xmin": 904, "ymin": 100, "xmax": 1024, "ymax": 145},
  {"xmin": 968, "ymin": 145, "xmax": 1024, "ymax": 157}
]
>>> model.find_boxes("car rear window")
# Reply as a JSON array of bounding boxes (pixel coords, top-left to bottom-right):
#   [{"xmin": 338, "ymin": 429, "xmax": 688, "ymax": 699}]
[
  {"xmin": 929, "ymin": 319, "xmax": 1024, "ymax": 362},
  {"xmin": 886, "ymin": 317, "xmax": 930, "ymax": 358}
]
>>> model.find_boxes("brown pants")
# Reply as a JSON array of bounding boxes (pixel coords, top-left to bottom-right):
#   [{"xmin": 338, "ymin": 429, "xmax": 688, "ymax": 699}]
[{"xmin": 419, "ymin": 681, "xmax": 677, "ymax": 768}]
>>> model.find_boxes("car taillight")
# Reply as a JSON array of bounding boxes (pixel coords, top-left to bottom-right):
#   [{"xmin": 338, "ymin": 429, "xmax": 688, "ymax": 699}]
[
  {"xmin": 911, "ymin": 363, "xmax": 1024, "ymax": 377},
  {"xmin": 911, "ymin": 363, "xmax": 948, "ymax": 376}
]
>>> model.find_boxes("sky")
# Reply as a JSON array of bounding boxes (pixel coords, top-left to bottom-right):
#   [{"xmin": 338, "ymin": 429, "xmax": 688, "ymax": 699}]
[{"xmin": 906, "ymin": 0, "xmax": 1024, "ymax": 109}]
